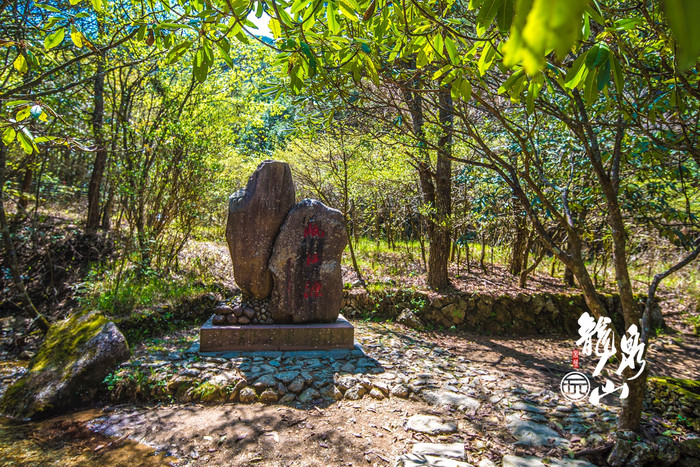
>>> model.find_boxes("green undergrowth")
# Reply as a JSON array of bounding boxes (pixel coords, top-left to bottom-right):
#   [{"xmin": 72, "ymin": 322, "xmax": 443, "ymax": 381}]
[
  {"xmin": 114, "ymin": 294, "xmax": 217, "ymax": 344},
  {"xmin": 77, "ymin": 260, "xmax": 225, "ymax": 344},
  {"xmin": 81, "ymin": 266, "xmax": 212, "ymax": 317}
]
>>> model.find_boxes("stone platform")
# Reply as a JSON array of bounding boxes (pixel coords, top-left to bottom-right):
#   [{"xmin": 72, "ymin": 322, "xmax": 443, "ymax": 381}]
[{"xmin": 199, "ymin": 315, "xmax": 354, "ymax": 352}]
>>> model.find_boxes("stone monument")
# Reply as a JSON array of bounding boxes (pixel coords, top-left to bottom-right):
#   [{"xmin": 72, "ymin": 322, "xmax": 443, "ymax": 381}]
[{"xmin": 199, "ymin": 160, "xmax": 354, "ymax": 351}]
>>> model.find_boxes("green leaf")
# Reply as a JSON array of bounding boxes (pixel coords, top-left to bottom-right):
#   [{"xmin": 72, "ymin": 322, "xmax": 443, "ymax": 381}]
[
  {"xmin": 584, "ymin": 3, "xmax": 604, "ymax": 25},
  {"xmin": 69, "ymin": 0, "xmax": 80, "ymax": 5},
  {"xmin": 433, "ymin": 63, "xmax": 453, "ymax": 81},
  {"xmin": 582, "ymin": 13, "xmax": 590, "ymax": 40},
  {"xmin": 70, "ymin": 27, "xmax": 83, "ymax": 48},
  {"xmin": 269, "ymin": 18, "xmax": 282, "ymax": 37},
  {"xmin": 363, "ymin": 54, "xmax": 379, "ymax": 85},
  {"xmin": 597, "ymin": 58, "xmax": 611, "ymax": 91},
  {"xmin": 614, "ymin": 18, "xmax": 642, "ymax": 31},
  {"xmin": 583, "ymin": 65, "xmax": 599, "ymax": 104},
  {"xmin": 17, "ymin": 130, "xmax": 34, "ymax": 154},
  {"xmin": 450, "ymin": 78, "xmax": 472, "ymax": 101},
  {"xmin": 2, "ymin": 127, "xmax": 16, "ymax": 145},
  {"xmin": 663, "ymin": 0, "xmax": 700, "ymax": 70},
  {"xmin": 159, "ymin": 22, "xmax": 190, "ymax": 29},
  {"xmin": 592, "ymin": 43, "xmax": 610, "ymax": 67},
  {"xmin": 610, "ymin": 54, "xmax": 624, "ymax": 94},
  {"xmin": 13, "ymin": 54, "xmax": 27, "ymax": 74},
  {"xmin": 215, "ymin": 40, "xmax": 233, "ymax": 67},
  {"xmin": 166, "ymin": 40, "xmax": 192, "ymax": 64},
  {"xmin": 565, "ymin": 52, "xmax": 586, "ymax": 83},
  {"xmin": 476, "ymin": 0, "xmax": 504, "ymax": 30},
  {"xmin": 460, "ymin": 78, "xmax": 472, "ymax": 100},
  {"xmin": 300, "ymin": 41, "xmax": 313, "ymax": 59},
  {"xmin": 36, "ymin": 3, "xmax": 61, "ymax": 12},
  {"xmin": 291, "ymin": 0, "xmax": 312, "ymax": 15},
  {"xmin": 44, "ymin": 28, "xmax": 65, "ymax": 50},
  {"xmin": 15, "ymin": 106, "xmax": 31, "ymax": 122},
  {"xmin": 327, "ymin": 1, "xmax": 340, "ymax": 34},
  {"xmin": 433, "ymin": 34, "xmax": 444, "ymax": 57},
  {"xmin": 202, "ymin": 38, "xmax": 214, "ymax": 64},
  {"xmin": 504, "ymin": 0, "xmax": 586, "ymax": 74},
  {"xmin": 498, "ymin": 69, "xmax": 525, "ymax": 94},
  {"xmin": 445, "ymin": 36, "xmax": 458, "ymax": 63},
  {"xmin": 526, "ymin": 74, "xmax": 542, "ymax": 114},
  {"xmin": 3, "ymin": 100, "xmax": 31, "ymax": 107},
  {"xmin": 496, "ymin": 0, "xmax": 514, "ymax": 32},
  {"xmin": 137, "ymin": 25, "xmax": 147, "ymax": 42},
  {"xmin": 584, "ymin": 43, "xmax": 600, "ymax": 69},
  {"xmin": 90, "ymin": 0, "xmax": 103, "ymax": 13},
  {"xmin": 193, "ymin": 48, "xmax": 209, "ymax": 83},
  {"xmin": 478, "ymin": 41, "xmax": 496, "ymax": 75},
  {"xmin": 338, "ymin": 0, "xmax": 358, "ymax": 22},
  {"xmin": 451, "ymin": 79, "xmax": 461, "ymax": 100},
  {"xmin": 43, "ymin": 16, "xmax": 62, "ymax": 30},
  {"xmin": 34, "ymin": 136, "xmax": 59, "ymax": 143}
]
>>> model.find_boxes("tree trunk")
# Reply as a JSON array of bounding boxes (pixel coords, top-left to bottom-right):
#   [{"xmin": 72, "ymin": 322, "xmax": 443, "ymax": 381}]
[
  {"xmin": 571, "ymin": 92, "xmax": 644, "ymax": 430},
  {"xmin": 510, "ymin": 197, "xmax": 527, "ymax": 276},
  {"xmin": 341, "ymin": 145, "xmax": 366, "ymax": 289},
  {"xmin": 18, "ymin": 167, "xmax": 32, "ymax": 209},
  {"xmin": 101, "ymin": 181, "xmax": 114, "ymax": 230},
  {"xmin": 564, "ymin": 242, "xmax": 575, "ymax": 286},
  {"xmin": 86, "ymin": 50, "xmax": 107, "ymax": 232},
  {"xmin": 519, "ymin": 231, "xmax": 545, "ymax": 288},
  {"xmin": 480, "ymin": 231, "xmax": 487, "ymax": 271},
  {"xmin": 427, "ymin": 88, "xmax": 452, "ymax": 290},
  {"xmin": 0, "ymin": 141, "xmax": 49, "ymax": 333},
  {"xmin": 465, "ymin": 240, "xmax": 471, "ymax": 274}
]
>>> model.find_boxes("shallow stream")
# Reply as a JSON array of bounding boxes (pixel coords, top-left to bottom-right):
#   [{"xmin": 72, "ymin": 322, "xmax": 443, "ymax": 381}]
[{"xmin": 0, "ymin": 408, "xmax": 168, "ymax": 466}]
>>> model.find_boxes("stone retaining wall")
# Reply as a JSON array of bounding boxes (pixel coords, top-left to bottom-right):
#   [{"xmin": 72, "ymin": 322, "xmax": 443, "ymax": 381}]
[
  {"xmin": 645, "ymin": 376, "xmax": 700, "ymax": 432},
  {"xmin": 342, "ymin": 288, "xmax": 645, "ymax": 336}
]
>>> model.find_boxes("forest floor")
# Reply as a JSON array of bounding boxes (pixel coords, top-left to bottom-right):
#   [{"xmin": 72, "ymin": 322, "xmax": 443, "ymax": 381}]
[
  {"xmin": 0, "ymin": 218, "xmax": 699, "ymax": 466},
  {"xmin": 1, "ymin": 317, "xmax": 699, "ymax": 466}
]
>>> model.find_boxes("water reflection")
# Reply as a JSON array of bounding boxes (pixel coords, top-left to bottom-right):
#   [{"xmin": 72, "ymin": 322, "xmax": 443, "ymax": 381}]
[{"xmin": 0, "ymin": 410, "xmax": 169, "ymax": 466}]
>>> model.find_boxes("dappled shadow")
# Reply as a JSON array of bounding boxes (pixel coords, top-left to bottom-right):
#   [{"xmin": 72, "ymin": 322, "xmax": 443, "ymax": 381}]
[
  {"xmin": 366, "ymin": 323, "xmax": 572, "ymax": 390},
  {"xmin": 88, "ymin": 401, "xmax": 400, "ymax": 465}
]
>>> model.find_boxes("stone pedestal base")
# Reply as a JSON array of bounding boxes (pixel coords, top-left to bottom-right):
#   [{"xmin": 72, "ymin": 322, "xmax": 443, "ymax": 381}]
[{"xmin": 199, "ymin": 315, "xmax": 354, "ymax": 352}]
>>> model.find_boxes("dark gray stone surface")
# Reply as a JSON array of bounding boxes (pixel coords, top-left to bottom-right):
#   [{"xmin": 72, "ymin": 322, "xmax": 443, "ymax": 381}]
[
  {"xmin": 269, "ymin": 199, "xmax": 347, "ymax": 323},
  {"xmin": 225, "ymin": 160, "xmax": 295, "ymax": 299}
]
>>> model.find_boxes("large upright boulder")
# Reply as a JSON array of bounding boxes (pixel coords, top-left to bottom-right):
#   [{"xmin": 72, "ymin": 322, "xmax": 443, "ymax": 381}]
[
  {"xmin": 226, "ymin": 160, "xmax": 295, "ymax": 299},
  {"xmin": 269, "ymin": 199, "xmax": 348, "ymax": 323},
  {"xmin": 0, "ymin": 311, "xmax": 129, "ymax": 419}
]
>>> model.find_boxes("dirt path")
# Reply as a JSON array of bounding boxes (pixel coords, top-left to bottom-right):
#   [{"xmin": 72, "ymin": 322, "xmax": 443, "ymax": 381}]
[{"xmin": 1, "ymin": 320, "xmax": 699, "ymax": 466}]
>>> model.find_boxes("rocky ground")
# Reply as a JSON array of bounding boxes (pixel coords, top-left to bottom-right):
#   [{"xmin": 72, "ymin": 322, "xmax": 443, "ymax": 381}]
[{"xmin": 2, "ymin": 319, "xmax": 695, "ymax": 466}]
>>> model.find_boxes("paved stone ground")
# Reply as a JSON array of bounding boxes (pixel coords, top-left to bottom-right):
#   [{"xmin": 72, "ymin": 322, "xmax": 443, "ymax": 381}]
[{"xmin": 94, "ymin": 320, "xmax": 629, "ymax": 465}]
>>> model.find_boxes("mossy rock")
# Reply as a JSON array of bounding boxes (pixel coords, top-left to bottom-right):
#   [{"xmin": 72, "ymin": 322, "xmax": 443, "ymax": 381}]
[
  {"xmin": 649, "ymin": 376, "xmax": 700, "ymax": 399},
  {"xmin": 0, "ymin": 310, "xmax": 129, "ymax": 420}
]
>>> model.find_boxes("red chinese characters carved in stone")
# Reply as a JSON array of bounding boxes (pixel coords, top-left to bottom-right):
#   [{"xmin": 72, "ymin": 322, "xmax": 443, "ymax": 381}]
[
  {"xmin": 304, "ymin": 281, "xmax": 323, "ymax": 298},
  {"xmin": 304, "ymin": 222, "xmax": 326, "ymax": 238},
  {"xmin": 306, "ymin": 253, "xmax": 319, "ymax": 265}
]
